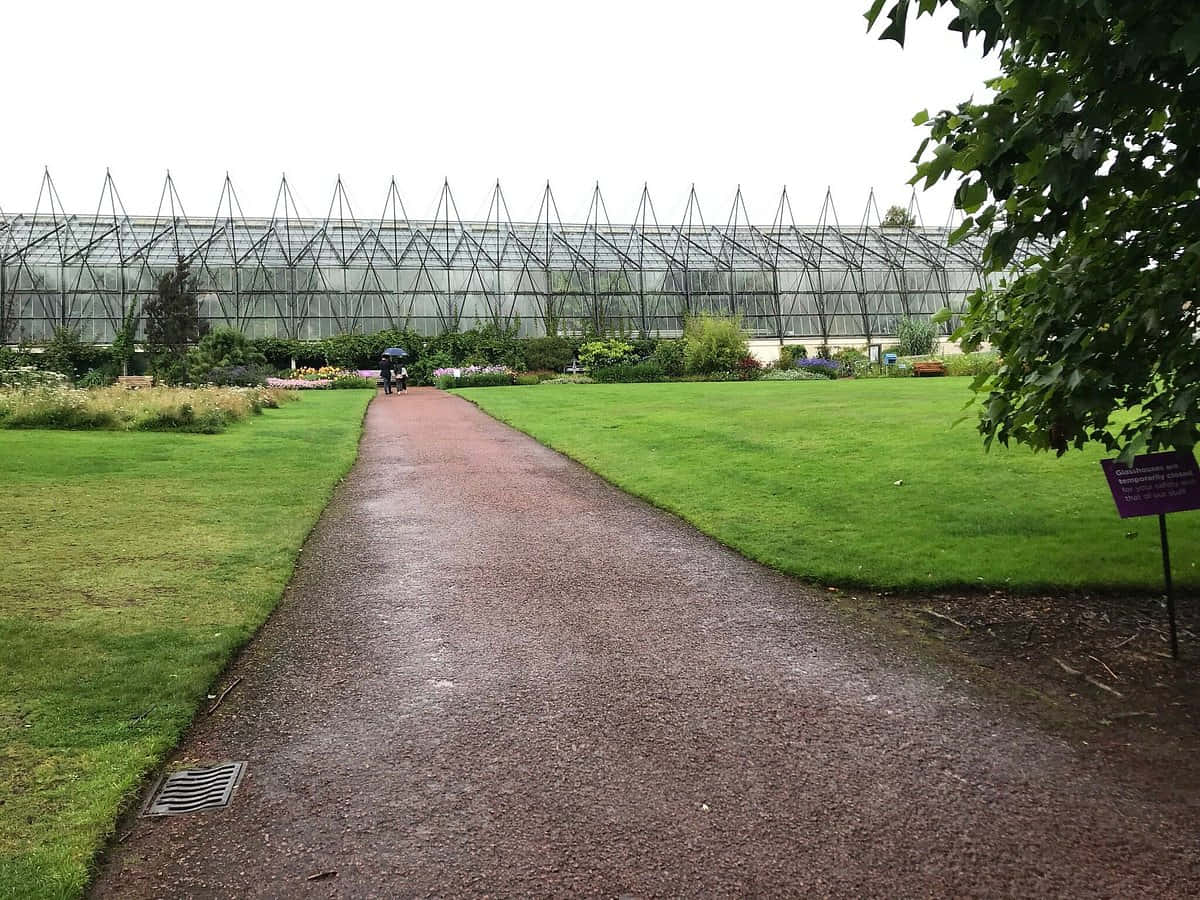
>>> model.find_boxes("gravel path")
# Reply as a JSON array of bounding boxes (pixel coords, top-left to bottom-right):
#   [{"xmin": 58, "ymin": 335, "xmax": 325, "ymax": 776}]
[{"xmin": 93, "ymin": 388, "xmax": 1199, "ymax": 898}]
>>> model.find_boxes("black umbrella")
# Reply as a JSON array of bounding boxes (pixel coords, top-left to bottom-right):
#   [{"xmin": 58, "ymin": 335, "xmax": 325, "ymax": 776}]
[{"xmin": 382, "ymin": 347, "xmax": 409, "ymax": 359}]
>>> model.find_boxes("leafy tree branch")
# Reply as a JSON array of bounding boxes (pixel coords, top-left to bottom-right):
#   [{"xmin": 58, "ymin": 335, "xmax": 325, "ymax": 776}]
[{"xmin": 869, "ymin": 1, "xmax": 1200, "ymax": 458}]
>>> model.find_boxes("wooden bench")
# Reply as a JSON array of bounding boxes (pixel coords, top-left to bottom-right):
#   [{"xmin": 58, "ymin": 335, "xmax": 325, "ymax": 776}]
[
  {"xmin": 912, "ymin": 361, "xmax": 947, "ymax": 377},
  {"xmin": 116, "ymin": 375, "xmax": 154, "ymax": 389}
]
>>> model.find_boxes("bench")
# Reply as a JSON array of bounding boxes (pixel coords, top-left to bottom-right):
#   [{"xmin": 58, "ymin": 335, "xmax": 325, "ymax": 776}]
[
  {"xmin": 116, "ymin": 375, "xmax": 154, "ymax": 389},
  {"xmin": 912, "ymin": 361, "xmax": 947, "ymax": 377}
]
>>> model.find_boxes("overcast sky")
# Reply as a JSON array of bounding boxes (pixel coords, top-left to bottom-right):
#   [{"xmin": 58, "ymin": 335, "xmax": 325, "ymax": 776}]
[{"xmin": 2, "ymin": 0, "xmax": 995, "ymax": 226}]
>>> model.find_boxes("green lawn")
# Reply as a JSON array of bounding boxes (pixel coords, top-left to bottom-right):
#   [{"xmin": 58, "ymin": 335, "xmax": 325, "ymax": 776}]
[
  {"xmin": 458, "ymin": 379, "xmax": 1199, "ymax": 591},
  {"xmin": 0, "ymin": 390, "xmax": 371, "ymax": 900}
]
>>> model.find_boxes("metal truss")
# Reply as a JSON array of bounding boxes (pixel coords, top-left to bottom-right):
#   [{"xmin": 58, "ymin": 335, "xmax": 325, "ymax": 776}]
[{"xmin": 0, "ymin": 170, "xmax": 1022, "ymax": 344}]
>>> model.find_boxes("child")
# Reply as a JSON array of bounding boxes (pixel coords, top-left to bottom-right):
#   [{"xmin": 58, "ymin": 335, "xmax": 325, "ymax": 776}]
[{"xmin": 398, "ymin": 365, "xmax": 408, "ymax": 393}]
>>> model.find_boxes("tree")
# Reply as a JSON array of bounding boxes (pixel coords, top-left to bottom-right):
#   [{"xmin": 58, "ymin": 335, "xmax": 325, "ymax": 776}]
[
  {"xmin": 881, "ymin": 204, "xmax": 916, "ymax": 227},
  {"xmin": 867, "ymin": 1, "xmax": 1200, "ymax": 459},
  {"xmin": 109, "ymin": 306, "xmax": 140, "ymax": 377},
  {"xmin": 144, "ymin": 261, "xmax": 206, "ymax": 384}
]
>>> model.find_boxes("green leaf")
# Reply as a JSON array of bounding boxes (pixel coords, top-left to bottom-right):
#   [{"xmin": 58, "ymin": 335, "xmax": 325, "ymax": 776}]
[
  {"xmin": 912, "ymin": 108, "xmax": 930, "ymax": 126},
  {"xmin": 948, "ymin": 217, "xmax": 975, "ymax": 245},
  {"xmin": 878, "ymin": 0, "xmax": 911, "ymax": 45},
  {"xmin": 911, "ymin": 136, "xmax": 931, "ymax": 164},
  {"xmin": 960, "ymin": 180, "xmax": 988, "ymax": 213},
  {"xmin": 1170, "ymin": 14, "xmax": 1200, "ymax": 65},
  {"xmin": 865, "ymin": 0, "xmax": 888, "ymax": 28},
  {"xmin": 931, "ymin": 307, "xmax": 953, "ymax": 325}
]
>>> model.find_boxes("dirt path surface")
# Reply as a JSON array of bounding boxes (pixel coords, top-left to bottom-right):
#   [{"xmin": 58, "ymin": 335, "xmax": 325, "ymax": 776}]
[{"xmin": 93, "ymin": 389, "xmax": 1199, "ymax": 898}]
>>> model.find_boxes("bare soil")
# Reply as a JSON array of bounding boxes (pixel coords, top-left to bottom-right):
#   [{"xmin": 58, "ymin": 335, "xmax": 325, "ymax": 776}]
[
  {"xmin": 92, "ymin": 388, "xmax": 1200, "ymax": 898},
  {"xmin": 839, "ymin": 586, "xmax": 1198, "ymax": 765}
]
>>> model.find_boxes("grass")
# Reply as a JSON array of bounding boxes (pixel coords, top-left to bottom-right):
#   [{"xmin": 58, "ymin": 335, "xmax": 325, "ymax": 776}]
[
  {"xmin": 457, "ymin": 379, "xmax": 1200, "ymax": 591},
  {"xmin": 0, "ymin": 390, "xmax": 371, "ymax": 900}
]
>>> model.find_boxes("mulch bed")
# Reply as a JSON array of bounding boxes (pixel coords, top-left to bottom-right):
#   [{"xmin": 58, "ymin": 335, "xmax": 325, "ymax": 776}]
[{"xmin": 832, "ymin": 586, "xmax": 1198, "ymax": 762}]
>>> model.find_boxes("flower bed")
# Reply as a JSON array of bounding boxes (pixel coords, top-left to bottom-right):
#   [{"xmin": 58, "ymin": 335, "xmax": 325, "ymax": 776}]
[
  {"xmin": 433, "ymin": 365, "xmax": 514, "ymax": 388},
  {"xmin": 290, "ymin": 365, "xmax": 343, "ymax": 380},
  {"xmin": 0, "ymin": 367, "xmax": 69, "ymax": 389},
  {"xmin": 269, "ymin": 366, "xmax": 379, "ymax": 390},
  {"xmin": 267, "ymin": 377, "xmax": 332, "ymax": 389},
  {"xmin": 794, "ymin": 357, "xmax": 842, "ymax": 379},
  {"xmin": 761, "ymin": 368, "xmax": 829, "ymax": 381},
  {"xmin": 0, "ymin": 385, "xmax": 296, "ymax": 432}
]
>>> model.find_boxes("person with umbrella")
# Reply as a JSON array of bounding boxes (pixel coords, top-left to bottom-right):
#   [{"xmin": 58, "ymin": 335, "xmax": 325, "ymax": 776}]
[
  {"xmin": 379, "ymin": 353, "xmax": 394, "ymax": 394},
  {"xmin": 380, "ymin": 347, "xmax": 408, "ymax": 395}
]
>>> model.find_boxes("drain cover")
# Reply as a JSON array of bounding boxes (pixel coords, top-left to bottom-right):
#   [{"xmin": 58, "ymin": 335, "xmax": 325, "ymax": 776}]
[{"xmin": 143, "ymin": 762, "xmax": 246, "ymax": 816}]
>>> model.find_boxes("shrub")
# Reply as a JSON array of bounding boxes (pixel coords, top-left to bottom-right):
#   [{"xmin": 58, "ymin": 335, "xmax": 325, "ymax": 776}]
[
  {"xmin": 734, "ymin": 356, "xmax": 763, "ymax": 380},
  {"xmin": 833, "ymin": 348, "xmax": 870, "ymax": 377},
  {"xmin": 519, "ymin": 369, "xmax": 558, "ymax": 382},
  {"xmin": 188, "ymin": 328, "xmax": 268, "ymax": 374},
  {"xmin": 424, "ymin": 324, "xmax": 524, "ymax": 370},
  {"xmin": 682, "ymin": 314, "xmax": 749, "ymax": 375},
  {"xmin": 39, "ymin": 327, "xmax": 110, "ymax": 380},
  {"xmin": 591, "ymin": 361, "xmax": 666, "ymax": 383},
  {"xmin": 944, "ymin": 351, "xmax": 1000, "ymax": 377},
  {"xmin": 652, "ymin": 339, "xmax": 686, "ymax": 376},
  {"xmin": 629, "ymin": 338, "xmax": 659, "ymax": 360},
  {"xmin": 331, "ymin": 375, "xmax": 377, "ymax": 389},
  {"xmin": 521, "ymin": 336, "xmax": 577, "ymax": 372},
  {"xmin": 323, "ymin": 329, "xmax": 420, "ymax": 369},
  {"xmin": 410, "ymin": 351, "xmax": 452, "ymax": 386},
  {"xmin": 777, "ymin": 345, "xmax": 807, "ymax": 369},
  {"xmin": 514, "ymin": 374, "xmax": 541, "ymax": 386},
  {"xmin": 896, "ymin": 317, "xmax": 939, "ymax": 357},
  {"xmin": 0, "ymin": 347, "xmax": 32, "ymax": 369},
  {"xmin": 109, "ymin": 307, "xmax": 140, "ymax": 377},
  {"xmin": 250, "ymin": 337, "xmax": 326, "ymax": 370},
  {"xmin": 578, "ymin": 339, "xmax": 635, "ymax": 369},
  {"xmin": 76, "ymin": 369, "xmax": 114, "ymax": 388},
  {"xmin": 200, "ymin": 364, "xmax": 269, "ymax": 387}
]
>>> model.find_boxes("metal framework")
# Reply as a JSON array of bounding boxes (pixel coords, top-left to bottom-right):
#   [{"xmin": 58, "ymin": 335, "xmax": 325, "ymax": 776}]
[{"xmin": 0, "ymin": 171, "xmax": 1012, "ymax": 344}]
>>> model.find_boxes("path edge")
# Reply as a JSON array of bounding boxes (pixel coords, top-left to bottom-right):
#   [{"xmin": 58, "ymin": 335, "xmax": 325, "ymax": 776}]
[{"xmin": 82, "ymin": 392, "xmax": 375, "ymax": 898}]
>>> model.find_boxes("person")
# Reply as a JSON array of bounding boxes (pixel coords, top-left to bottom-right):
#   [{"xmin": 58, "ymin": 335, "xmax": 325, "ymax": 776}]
[
  {"xmin": 379, "ymin": 354, "xmax": 393, "ymax": 394},
  {"xmin": 398, "ymin": 365, "xmax": 408, "ymax": 393}
]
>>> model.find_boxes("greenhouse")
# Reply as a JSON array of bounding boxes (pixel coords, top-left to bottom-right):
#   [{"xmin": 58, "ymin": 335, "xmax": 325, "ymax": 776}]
[{"xmin": 0, "ymin": 172, "xmax": 1011, "ymax": 345}]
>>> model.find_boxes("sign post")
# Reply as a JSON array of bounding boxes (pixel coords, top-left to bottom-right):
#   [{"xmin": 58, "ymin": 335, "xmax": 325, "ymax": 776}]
[{"xmin": 1100, "ymin": 450, "xmax": 1200, "ymax": 659}]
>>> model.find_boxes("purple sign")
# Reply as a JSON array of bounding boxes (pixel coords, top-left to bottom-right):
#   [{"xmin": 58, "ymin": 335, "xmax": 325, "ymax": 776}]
[{"xmin": 1101, "ymin": 450, "xmax": 1200, "ymax": 518}]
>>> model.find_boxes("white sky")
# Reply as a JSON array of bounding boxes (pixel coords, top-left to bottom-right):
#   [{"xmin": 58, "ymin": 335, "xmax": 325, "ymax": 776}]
[{"xmin": 1, "ymin": 0, "xmax": 995, "ymax": 225}]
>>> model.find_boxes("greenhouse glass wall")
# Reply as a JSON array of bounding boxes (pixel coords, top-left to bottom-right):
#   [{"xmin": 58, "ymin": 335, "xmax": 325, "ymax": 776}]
[{"xmin": 0, "ymin": 172, "xmax": 1016, "ymax": 345}]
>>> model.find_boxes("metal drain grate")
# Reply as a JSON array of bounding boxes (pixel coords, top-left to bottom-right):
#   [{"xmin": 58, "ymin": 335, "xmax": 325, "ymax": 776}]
[{"xmin": 142, "ymin": 762, "xmax": 246, "ymax": 816}]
